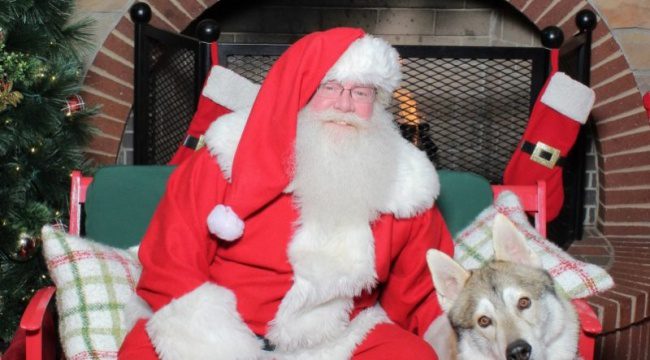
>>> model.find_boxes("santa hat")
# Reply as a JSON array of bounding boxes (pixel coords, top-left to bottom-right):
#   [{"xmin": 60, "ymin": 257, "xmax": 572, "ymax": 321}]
[
  {"xmin": 322, "ymin": 35, "xmax": 401, "ymax": 104},
  {"xmin": 504, "ymin": 49, "xmax": 595, "ymax": 221},
  {"xmin": 207, "ymin": 28, "xmax": 403, "ymax": 241}
]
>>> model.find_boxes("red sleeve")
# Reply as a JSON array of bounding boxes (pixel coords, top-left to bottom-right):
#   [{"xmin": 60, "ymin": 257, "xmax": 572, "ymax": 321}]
[
  {"xmin": 379, "ymin": 206, "xmax": 454, "ymax": 336},
  {"xmin": 136, "ymin": 149, "xmax": 224, "ymax": 311}
]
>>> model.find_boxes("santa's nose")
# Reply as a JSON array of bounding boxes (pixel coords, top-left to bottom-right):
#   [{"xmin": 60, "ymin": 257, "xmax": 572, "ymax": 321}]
[{"xmin": 333, "ymin": 89, "xmax": 354, "ymax": 113}]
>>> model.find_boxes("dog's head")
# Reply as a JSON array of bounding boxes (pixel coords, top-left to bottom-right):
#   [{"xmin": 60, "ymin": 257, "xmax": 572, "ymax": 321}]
[{"xmin": 426, "ymin": 214, "xmax": 578, "ymax": 360}]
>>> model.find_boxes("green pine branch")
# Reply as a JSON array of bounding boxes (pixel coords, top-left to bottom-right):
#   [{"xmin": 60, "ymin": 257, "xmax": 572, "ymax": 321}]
[{"xmin": 0, "ymin": 0, "xmax": 97, "ymax": 345}]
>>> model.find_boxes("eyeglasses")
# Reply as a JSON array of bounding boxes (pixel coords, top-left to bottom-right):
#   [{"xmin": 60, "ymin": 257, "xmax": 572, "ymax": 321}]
[{"xmin": 315, "ymin": 81, "xmax": 377, "ymax": 103}]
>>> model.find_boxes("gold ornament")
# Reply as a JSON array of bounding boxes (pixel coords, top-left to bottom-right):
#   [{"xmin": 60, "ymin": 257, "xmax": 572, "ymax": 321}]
[{"xmin": 9, "ymin": 232, "xmax": 41, "ymax": 261}]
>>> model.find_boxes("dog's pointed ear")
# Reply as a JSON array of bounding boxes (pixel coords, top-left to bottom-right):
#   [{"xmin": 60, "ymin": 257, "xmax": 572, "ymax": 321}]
[
  {"xmin": 492, "ymin": 214, "xmax": 542, "ymax": 268},
  {"xmin": 426, "ymin": 249, "xmax": 470, "ymax": 313}
]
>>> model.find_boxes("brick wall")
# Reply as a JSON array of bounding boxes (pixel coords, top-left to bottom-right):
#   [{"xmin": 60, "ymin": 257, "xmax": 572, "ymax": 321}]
[{"xmin": 584, "ymin": 137, "xmax": 599, "ymax": 225}]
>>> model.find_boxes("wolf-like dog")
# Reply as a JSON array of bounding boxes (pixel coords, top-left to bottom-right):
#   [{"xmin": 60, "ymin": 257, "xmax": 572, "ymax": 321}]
[{"xmin": 425, "ymin": 214, "xmax": 579, "ymax": 360}]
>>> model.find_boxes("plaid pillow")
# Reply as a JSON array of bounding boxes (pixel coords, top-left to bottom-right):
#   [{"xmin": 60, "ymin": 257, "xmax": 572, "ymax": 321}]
[
  {"xmin": 453, "ymin": 191, "xmax": 614, "ymax": 299},
  {"xmin": 41, "ymin": 226, "xmax": 141, "ymax": 360}
]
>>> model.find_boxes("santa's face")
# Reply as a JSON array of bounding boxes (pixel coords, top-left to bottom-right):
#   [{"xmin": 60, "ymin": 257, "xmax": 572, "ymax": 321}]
[
  {"xmin": 308, "ymin": 81, "xmax": 375, "ymax": 121},
  {"xmin": 293, "ymin": 100, "xmax": 401, "ymax": 224}
]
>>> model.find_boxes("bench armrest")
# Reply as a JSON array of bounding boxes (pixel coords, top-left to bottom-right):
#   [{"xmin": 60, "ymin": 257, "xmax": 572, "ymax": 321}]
[
  {"xmin": 19, "ymin": 286, "xmax": 57, "ymax": 360},
  {"xmin": 573, "ymin": 298, "xmax": 602, "ymax": 334}
]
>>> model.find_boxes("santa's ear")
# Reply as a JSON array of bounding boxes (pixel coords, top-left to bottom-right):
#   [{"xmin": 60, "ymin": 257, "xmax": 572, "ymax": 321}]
[
  {"xmin": 426, "ymin": 249, "xmax": 470, "ymax": 313},
  {"xmin": 492, "ymin": 214, "xmax": 542, "ymax": 268}
]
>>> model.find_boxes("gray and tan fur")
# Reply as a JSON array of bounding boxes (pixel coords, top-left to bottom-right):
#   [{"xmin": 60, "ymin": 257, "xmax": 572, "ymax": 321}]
[{"xmin": 426, "ymin": 214, "xmax": 579, "ymax": 360}]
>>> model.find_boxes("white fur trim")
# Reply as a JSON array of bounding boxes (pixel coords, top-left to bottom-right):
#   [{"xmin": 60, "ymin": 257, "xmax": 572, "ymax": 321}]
[
  {"xmin": 145, "ymin": 282, "xmax": 263, "ymax": 360},
  {"xmin": 267, "ymin": 222, "xmax": 378, "ymax": 351},
  {"xmin": 207, "ymin": 204, "xmax": 244, "ymax": 241},
  {"xmin": 204, "ymin": 108, "xmax": 249, "ymax": 182},
  {"xmin": 380, "ymin": 138, "xmax": 439, "ymax": 218},
  {"xmin": 274, "ymin": 305, "xmax": 391, "ymax": 360},
  {"xmin": 202, "ymin": 66, "xmax": 260, "ymax": 111},
  {"xmin": 324, "ymin": 35, "xmax": 401, "ymax": 94},
  {"xmin": 123, "ymin": 293, "xmax": 153, "ymax": 333},
  {"xmin": 541, "ymin": 72, "xmax": 595, "ymax": 125}
]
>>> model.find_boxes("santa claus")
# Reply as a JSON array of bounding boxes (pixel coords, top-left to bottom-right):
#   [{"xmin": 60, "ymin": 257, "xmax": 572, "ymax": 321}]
[{"xmin": 119, "ymin": 27, "xmax": 453, "ymax": 359}]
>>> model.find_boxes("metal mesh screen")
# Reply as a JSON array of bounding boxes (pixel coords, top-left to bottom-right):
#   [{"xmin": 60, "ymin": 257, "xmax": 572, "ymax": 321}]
[
  {"xmin": 225, "ymin": 54, "xmax": 532, "ymax": 184},
  {"xmin": 391, "ymin": 57, "xmax": 533, "ymax": 183},
  {"xmin": 145, "ymin": 39, "xmax": 197, "ymax": 164},
  {"xmin": 226, "ymin": 55, "xmax": 279, "ymax": 83}
]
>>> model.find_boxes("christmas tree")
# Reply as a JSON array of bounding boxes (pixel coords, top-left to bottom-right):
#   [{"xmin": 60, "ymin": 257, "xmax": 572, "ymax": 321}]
[{"xmin": 0, "ymin": 0, "xmax": 96, "ymax": 347}]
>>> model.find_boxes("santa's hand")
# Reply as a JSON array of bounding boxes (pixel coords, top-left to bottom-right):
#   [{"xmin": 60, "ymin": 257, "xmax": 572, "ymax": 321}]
[{"xmin": 207, "ymin": 204, "xmax": 244, "ymax": 241}]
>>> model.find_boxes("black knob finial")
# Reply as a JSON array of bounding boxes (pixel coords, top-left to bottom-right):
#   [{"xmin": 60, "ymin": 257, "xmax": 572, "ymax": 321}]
[
  {"xmin": 541, "ymin": 26, "xmax": 564, "ymax": 49},
  {"xmin": 197, "ymin": 19, "xmax": 221, "ymax": 42},
  {"xmin": 576, "ymin": 9, "xmax": 597, "ymax": 32},
  {"xmin": 130, "ymin": 2, "xmax": 152, "ymax": 24}
]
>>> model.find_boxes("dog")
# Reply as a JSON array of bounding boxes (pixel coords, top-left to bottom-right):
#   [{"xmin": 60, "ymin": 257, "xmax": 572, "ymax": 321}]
[{"xmin": 425, "ymin": 214, "xmax": 579, "ymax": 360}]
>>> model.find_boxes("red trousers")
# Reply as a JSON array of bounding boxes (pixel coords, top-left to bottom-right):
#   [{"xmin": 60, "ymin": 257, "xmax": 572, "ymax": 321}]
[{"xmin": 119, "ymin": 320, "xmax": 438, "ymax": 359}]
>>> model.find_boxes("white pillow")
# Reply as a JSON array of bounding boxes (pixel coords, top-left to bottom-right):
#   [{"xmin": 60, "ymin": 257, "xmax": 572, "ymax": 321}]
[
  {"xmin": 41, "ymin": 226, "xmax": 141, "ymax": 359},
  {"xmin": 453, "ymin": 191, "xmax": 614, "ymax": 299}
]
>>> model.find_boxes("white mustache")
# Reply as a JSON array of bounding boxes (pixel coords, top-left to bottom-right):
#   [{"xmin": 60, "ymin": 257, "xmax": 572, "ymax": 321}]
[{"xmin": 312, "ymin": 109, "xmax": 368, "ymax": 129}]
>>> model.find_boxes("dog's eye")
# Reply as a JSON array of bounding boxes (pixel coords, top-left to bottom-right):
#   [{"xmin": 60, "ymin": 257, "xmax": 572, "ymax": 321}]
[
  {"xmin": 477, "ymin": 316, "xmax": 492, "ymax": 328},
  {"xmin": 517, "ymin": 297, "xmax": 531, "ymax": 310}
]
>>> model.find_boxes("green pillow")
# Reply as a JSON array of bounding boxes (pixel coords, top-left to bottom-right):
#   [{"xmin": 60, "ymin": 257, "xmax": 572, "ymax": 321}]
[
  {"xmin": 84, "ymin": 165, "xmax": 175, "ymax": 248},
  {"xmin": 436, "ymin": 170, "xmax": 493, "ymax": 237}
]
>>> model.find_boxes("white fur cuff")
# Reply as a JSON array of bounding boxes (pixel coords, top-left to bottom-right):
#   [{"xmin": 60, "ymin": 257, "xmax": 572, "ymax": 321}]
[
  {"xmin": 124, "ymin": 293, "xmax": 153, "ymax": 333},
  {"xmin": 145, "ymin": 283, "xmax": 263, "ymax": 360},
  {"xmin": 541, "ymin": 72, "xmax": 595, "ymax": 125},
  {"xmin": 203, "ymin": 66, "xmax": 260, "ymax": 111}
]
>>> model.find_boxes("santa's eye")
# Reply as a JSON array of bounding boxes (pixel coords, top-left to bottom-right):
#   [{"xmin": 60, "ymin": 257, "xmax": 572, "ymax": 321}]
[
  {"xmin": 518, "ymin": 297, "xmax": 531, "ymax": 310},
  {"xmin": 477, "ymin": 316, "xmax": 492, "ymax": 328},
  {"xmin": 352, "ymin": 87, "xmax": 374, "ymax": 98}
]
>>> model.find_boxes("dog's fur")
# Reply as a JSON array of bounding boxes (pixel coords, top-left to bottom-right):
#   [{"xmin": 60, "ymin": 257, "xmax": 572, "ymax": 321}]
[{"xmin": 426, "ymin": 214, "xmax": 579, "ymax": 360}]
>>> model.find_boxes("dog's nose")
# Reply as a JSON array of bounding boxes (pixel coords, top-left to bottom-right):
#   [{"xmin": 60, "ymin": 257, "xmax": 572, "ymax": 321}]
[{"xmin": 506, "ymin": 339, "xmax": 531, "ymax": 360}]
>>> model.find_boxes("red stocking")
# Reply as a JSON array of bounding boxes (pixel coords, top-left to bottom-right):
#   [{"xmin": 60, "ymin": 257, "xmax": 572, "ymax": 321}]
[
  {"xmin": 169, "ymin": 43, "xmax": 259, "ymax": 165},
  {"xmin": 503, "ymin": 49, "xmax": 595, "ymax": 221}
]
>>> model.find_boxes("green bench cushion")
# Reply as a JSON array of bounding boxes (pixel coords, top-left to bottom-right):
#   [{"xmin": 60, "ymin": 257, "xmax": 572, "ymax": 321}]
[
  {"xmin": 436, "ymin": 170, "xmax": 493, "ymax": 237},
  {"xmin": 83, "ymin": 167, "xmax": 490, "ymax": 247},
  {"xmin": 84, "ymin": 165, "xmax": 175, "ymax": 248}
]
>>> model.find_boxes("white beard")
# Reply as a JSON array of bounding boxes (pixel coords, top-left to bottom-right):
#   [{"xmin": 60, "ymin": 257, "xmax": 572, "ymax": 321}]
[
  {"xmin": 292, "ymin": 105, "xmax": 402, "ymax": 226},
  {"xmin": 265, "ymin": 105, "xmax": 402, "ymax": 352}
]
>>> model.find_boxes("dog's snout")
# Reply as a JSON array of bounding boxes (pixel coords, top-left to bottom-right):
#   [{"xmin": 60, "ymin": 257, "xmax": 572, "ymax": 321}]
[{"xmin": 506, "ymin": 339, "xmax": 531, "ymax": 360}]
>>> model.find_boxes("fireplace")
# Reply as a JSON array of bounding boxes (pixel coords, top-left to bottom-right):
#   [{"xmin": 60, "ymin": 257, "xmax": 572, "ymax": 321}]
[{"xmin": 76, "ymin": 0, "xmax": 650, "ymax": 356}]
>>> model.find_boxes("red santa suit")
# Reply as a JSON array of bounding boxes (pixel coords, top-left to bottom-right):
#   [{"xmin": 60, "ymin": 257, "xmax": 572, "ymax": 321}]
[{"xmin": 119, "ymin": 28, "xmax": 453, "ymax": 360}]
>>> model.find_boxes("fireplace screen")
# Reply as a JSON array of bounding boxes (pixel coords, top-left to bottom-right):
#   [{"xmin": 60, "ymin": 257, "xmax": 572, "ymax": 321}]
[
  {"xmin": 145, "ymin": 41, "xmax": 198, "ymax": 164},
  {"xmin": 393, "ymin": 55, "xmax": 538, "ymax": 183},
  {"xmin": 140, "ymin": 42, "xmax": 548, "ymax": 185}
]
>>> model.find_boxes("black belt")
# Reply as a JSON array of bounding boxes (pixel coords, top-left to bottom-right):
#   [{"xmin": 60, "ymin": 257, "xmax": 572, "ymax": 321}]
[
  {"xmin": 256, "ymin": 335, "xmax": 276, "ymax": 352},
  {"xmin": 183, "ymin": 134, "xmax": 205, "ymax": 150},
  {"xmin": 521, "ymin": 141, "xmax": 565, "ymax": 169}
]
